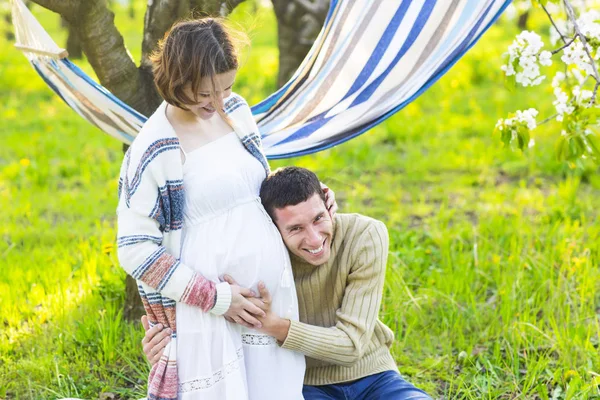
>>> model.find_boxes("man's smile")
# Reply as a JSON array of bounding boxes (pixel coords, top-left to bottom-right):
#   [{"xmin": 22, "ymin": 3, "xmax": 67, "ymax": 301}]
[{"xmin": 303, "ymin": 238, "xmax": 327, "ymax": 256}]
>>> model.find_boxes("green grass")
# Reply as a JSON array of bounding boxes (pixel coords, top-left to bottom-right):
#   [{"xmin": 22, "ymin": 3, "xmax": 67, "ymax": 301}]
[{"xmin": 1, "ymin": 1, "xmax": 599, "ymax": 399}]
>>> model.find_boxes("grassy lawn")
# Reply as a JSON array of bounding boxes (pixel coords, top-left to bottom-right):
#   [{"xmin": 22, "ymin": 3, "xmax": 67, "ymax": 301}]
[{"xmin": 1, "ymin": 1, "xmax": 599, "ymax": 399}]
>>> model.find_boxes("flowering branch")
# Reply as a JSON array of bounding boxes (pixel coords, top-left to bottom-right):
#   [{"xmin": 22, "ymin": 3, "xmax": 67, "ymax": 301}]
[
  {"xmin": 563, "ymin": 0, "xmax": 600, "ymax": 103},
  {"xmin": 496, "ymin": 1, "xmax": 600, "ymax": 164},
  {"xmin": 552, "ymin": 36, "xmax": 576, "ymax": 55},
  {"xmin": 539, "ymin": 113, "xmax": 559, "ymax": 125}
]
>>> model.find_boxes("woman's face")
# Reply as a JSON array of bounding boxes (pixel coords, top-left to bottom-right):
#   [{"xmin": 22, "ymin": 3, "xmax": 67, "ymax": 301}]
[{"xmin": 183, "ymin": 69, "xmax": 237, "ymax": 120}]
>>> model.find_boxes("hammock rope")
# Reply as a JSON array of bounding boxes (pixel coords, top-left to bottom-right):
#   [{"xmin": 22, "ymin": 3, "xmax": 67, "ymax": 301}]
[{"xmin": 11, "ymin": 0, "xmax": 511, "ymax": 159}]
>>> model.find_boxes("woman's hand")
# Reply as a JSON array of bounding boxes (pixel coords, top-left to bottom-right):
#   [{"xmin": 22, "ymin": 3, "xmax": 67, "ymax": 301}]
[
  {"xmin": 320, "ymin": 182, "xmax": 338, "ymax": 219},
  {"xmin": 223, "ymin": 280, "xmax": 266, "ymax": 329},
  {"xmin": 141, "ymin": 315, "xmax": 170, "ymax": 366}
]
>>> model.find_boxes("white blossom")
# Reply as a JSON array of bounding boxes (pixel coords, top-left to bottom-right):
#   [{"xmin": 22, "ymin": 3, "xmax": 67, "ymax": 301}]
[
  {"xmin": 552, "ymin": 71, "xmax": 566, "ymax": 88},
  {"xmin": 553, "ymin": 87, "xmax": 575, "ymax": 121},
  {"xmin": 577, "ymin": 10, "xmax": 600, "ymax": 42},
  {"xmin": 496, "ymin": 108, "xmax": 539, "ymax": 141},
  {"xmin": 539, "ymin": 51, "xmax": 553, "ymax": 66},
  {"xmin": 502, "ymin": 31, "xmax": 552, "ymax": 87},
  {"xmin": 573, "ymin": 85, "xmax": 594, "ymax": 106},
  {"xmin": 517, "ymin": 108, "xmax": 539, "ymax": 130},
  {"xmin": 570, "ymin": 68, "xmax": 586, "ymax": 85},
  {"xmin": 562, "ymin": 39, "xmax": 595, "ymax": 75}
]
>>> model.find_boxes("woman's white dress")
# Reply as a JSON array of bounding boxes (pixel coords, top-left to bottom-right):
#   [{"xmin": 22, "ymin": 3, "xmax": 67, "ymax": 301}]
[{"xmin": 175, "ymin": 131, "xmax": 305, "ymax": 400}]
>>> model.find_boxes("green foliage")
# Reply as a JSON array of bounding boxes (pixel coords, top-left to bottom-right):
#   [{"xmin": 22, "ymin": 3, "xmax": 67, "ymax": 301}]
[{"xmin": 1, "ymin": 1, "xmax": 599, "ymax": 399}]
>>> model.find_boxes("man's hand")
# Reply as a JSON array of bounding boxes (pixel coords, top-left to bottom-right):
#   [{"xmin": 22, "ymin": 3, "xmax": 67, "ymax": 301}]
[
  {"xmin": 141, "ymin": 315, "xmax": 170, "ymax": 366},
  {"xmin": 224, "ymin": 281, "xmax": 266, "ymax": 329},
  {"xmin": 224, "ymin": 276, "xmax": 291, "ymax": 343}
]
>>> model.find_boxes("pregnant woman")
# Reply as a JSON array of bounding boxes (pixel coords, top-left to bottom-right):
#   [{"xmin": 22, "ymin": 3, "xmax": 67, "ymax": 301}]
[{"xmin": 117, "ymin": 18, "xmax": 333, "ymax": 400}]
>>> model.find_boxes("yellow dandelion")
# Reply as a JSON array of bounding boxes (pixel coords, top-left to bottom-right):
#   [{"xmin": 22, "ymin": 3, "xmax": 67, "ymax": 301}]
[
  {"xmin": 564, "ymin": 369, "xmax": 578, "ymax": 381},
  {"xmin": 20, "ymin": 158, "xmax": 30, "ymax": 167},
  {"xmin": 102, "ymin": 243, "xmax": 114, "ymax": 255},
  {"xmin": 450, "ymin": 79, "xmax": 459, "ymax": 88}
]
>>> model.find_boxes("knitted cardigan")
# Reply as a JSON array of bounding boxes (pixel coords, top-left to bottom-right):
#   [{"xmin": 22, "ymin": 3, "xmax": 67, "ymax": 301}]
[{"xmin": 116, "ymin": 93, "xmax": 269, "ymax": 400}]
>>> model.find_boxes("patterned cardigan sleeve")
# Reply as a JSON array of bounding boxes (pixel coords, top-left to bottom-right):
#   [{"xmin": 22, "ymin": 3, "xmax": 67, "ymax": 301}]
[{"xmin": 116, "ymin": 144, "xmax": 230, "ymax": 314}]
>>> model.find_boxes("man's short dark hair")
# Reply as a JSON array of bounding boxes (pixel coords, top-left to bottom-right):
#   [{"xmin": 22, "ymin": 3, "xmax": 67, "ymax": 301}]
[{"xmin": 260, "ymin": 167, "xmax": 326, "ymax": 221}]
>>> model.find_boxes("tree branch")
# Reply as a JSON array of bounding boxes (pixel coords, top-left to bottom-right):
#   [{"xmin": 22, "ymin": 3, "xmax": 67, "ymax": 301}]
[
  {"xmin": 552, "ymin": 36, "xmax": 576, "ymax": 54},
  {"xmin": 30, "ymin": 0, "xmax": 157, "ymax": 114},
  {"xmin": 29, "ymin": 0, "xmax": 78, "ymax": 20},
  {"xmin": 141, "ymin": 0, "xmax": 187, "ymax": 70},
  {"xmin": 563, "ymin": 0, "xmax": 600, "ymax": 103},
  {"xmin": 72, "ymin": 0, "xmax": 160, "ymax": 116},
  {"xmin": 539, "ymin": 114, "xmax": 559, "ymax": 125},
  {"xmin": 541, "ymin": 1, "xmax": 568, "ymax": 45}
]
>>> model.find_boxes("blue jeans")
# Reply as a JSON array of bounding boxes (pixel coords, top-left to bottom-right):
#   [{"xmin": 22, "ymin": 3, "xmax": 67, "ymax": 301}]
[{"xmin": 302, "ymin": 371, "xmax": 431, "ymax": 400}]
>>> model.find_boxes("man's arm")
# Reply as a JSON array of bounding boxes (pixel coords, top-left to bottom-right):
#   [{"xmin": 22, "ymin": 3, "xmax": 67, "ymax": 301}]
[{"xmin": 262, "ymin": 221, "xmax": 389, "ymax": 367}]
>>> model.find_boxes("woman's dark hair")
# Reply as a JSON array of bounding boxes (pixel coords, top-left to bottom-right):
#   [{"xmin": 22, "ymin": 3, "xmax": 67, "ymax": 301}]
[
  {"xmin": 150, "ymin": 18, "xmax": 242, "ymax": 110},
  {"xmin": 260, "ymin": 167, "xmax": 326, "ymax": 221}
]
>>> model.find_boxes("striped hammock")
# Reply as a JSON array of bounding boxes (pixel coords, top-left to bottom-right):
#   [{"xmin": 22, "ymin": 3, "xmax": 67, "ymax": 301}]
[{"xmin": 12, "ymin": 0, "xmax": 511, "ymax": 159}]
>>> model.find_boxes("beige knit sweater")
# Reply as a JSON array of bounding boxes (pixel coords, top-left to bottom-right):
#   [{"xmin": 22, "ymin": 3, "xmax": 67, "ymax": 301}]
[{"xmin": 282, "ymin": 213, "xmax": 398, "ymax": 386}]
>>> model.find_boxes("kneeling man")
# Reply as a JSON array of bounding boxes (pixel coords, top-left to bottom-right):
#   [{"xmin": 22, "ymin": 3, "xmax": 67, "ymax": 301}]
[{"xmin": 144, "ymin": 167, "xmax": 431, "ymax": 400}]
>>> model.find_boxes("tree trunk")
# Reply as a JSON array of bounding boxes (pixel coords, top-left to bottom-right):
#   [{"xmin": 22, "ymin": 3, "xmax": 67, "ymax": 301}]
[
  {"xmin": 3, "ymin": 11, "xmax": 14, "ymax": 41},
  {"xmin": 517, "ymin": 10, "xmax": 529, "ymax": 30},
  {"xmin": 61, "ymin": 17, "xmax": 83, "ymax": 59},
  {"xmin": 271, "ymin": 0, "xmax": 329, "ymax": 87},
  {"xmin": 124, "ymin": 275, "xmax": 145, "ymax": 321}
]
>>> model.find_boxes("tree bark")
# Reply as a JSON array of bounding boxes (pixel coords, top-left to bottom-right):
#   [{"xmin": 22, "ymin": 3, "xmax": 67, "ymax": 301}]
[
  {"xmin": 271, "ymin": 0, "xmax": 329, "ymax": 87},
  {"xmin": 28, "ymin": 0, "xmax": 78, "ymax": 20},
  {"xmin": 3, "ymin": 11, "xmax": 14, "ymax": 41},
  {"xmin": 517, "ymin": 10, "xmax": 530, "ymax": 30},
  {"xmin": 61, "ymin": 17, "xmax": 83, "ymax": 59}
]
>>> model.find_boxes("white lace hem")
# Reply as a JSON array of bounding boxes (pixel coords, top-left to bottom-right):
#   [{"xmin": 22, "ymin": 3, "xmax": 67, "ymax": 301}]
[
  {"xmin": 241, "ymin": 333, "xmax": 277, "ymax": 346},
  {"xmin": 178, "ymin": 348, "xmax": 244, "ymax": 393}
]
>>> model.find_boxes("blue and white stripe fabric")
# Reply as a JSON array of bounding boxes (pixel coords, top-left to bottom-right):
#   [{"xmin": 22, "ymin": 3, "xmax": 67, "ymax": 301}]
[
  {"xmin": 12, "ymin": 0, "xmax": 511, "ymax": 159},
  {"xmin": 254, "ymin": 0, "xmax": 512, "ymax": 158}
]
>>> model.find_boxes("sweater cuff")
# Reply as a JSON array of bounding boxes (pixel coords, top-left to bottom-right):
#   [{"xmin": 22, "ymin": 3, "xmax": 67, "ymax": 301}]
[
  {"xmin": 210, "ymin": 282, "xmax": 232, "ymax": 315},
  {"xmin": 280, "ymin": 319, "xmax": 307, "ymax": 350}
]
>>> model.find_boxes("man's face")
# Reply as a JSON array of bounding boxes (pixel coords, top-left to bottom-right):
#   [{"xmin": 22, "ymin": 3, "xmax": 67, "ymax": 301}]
[{"xmin": 273, "ymin": 193, "xmax": 334, "ymax": 266}]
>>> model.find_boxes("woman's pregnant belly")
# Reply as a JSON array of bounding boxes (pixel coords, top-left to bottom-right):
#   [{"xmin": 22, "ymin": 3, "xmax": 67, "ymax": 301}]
[{"xmin": 180, "ymin": 198, "xmax": 292, "ymax": 302}]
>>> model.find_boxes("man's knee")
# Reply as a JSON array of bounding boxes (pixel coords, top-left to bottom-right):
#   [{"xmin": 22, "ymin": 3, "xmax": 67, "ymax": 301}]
[{"xmin": 364, "ymin": 371, "xmax": 432, "ymax": 400}]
